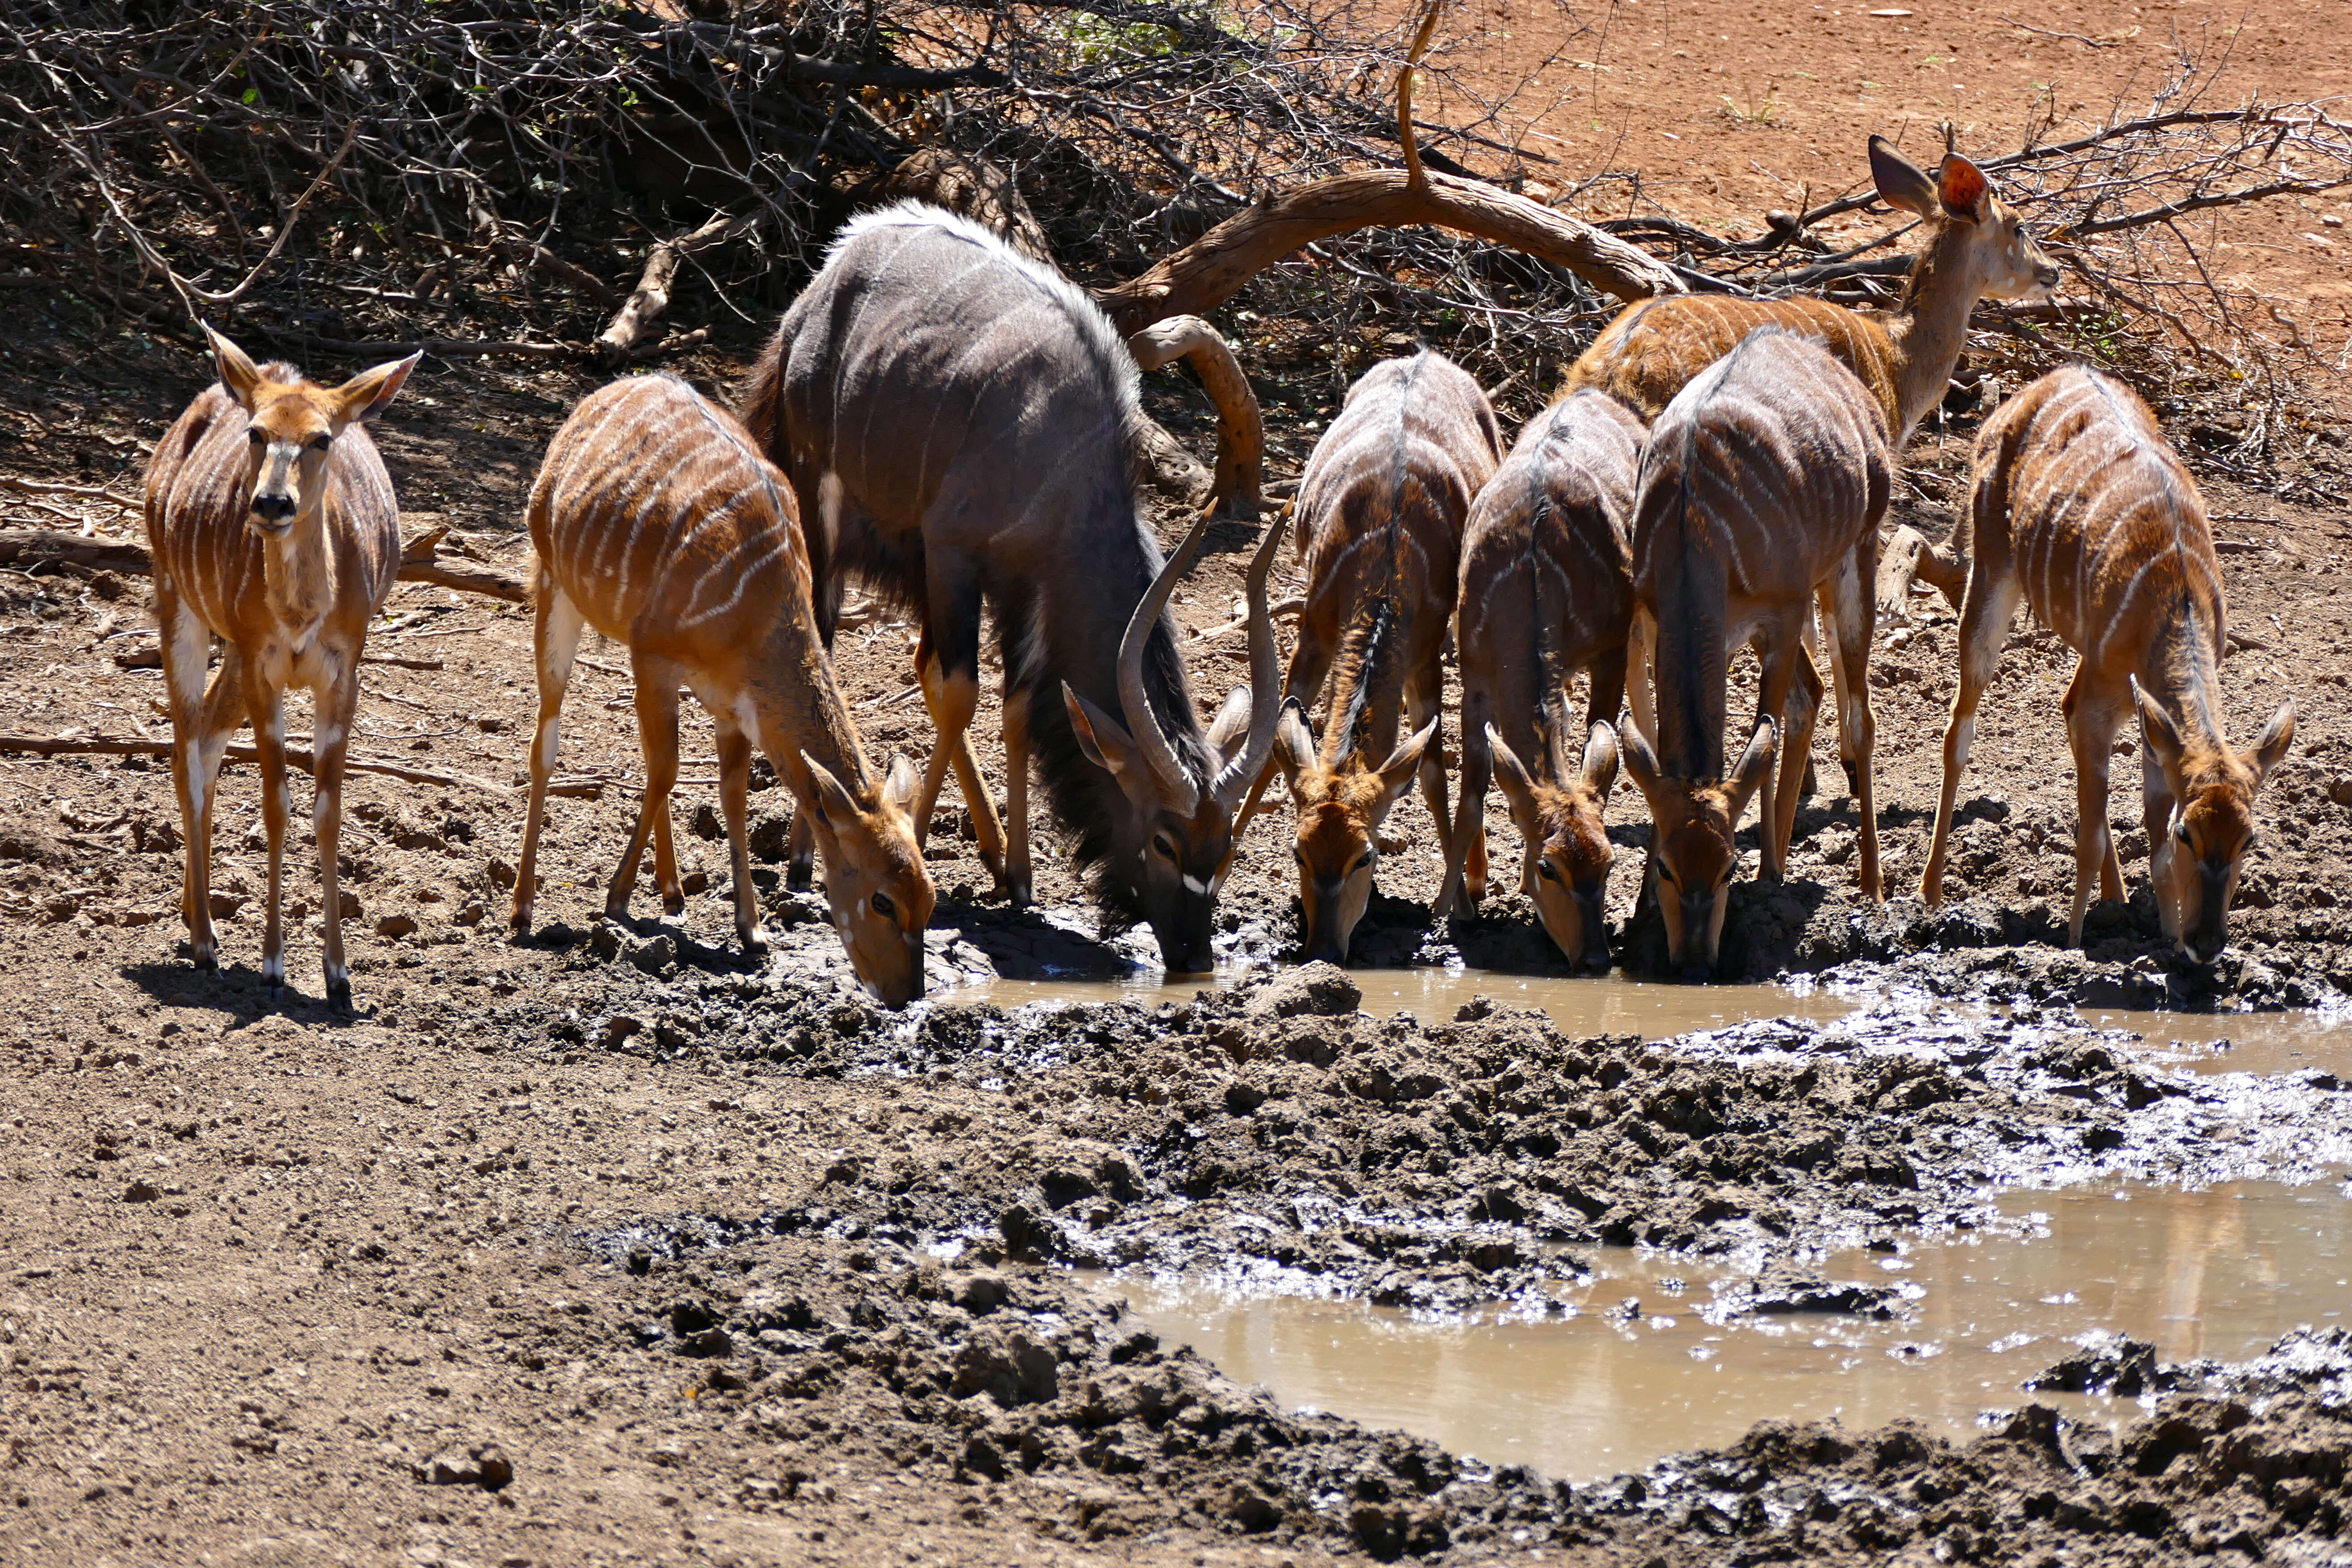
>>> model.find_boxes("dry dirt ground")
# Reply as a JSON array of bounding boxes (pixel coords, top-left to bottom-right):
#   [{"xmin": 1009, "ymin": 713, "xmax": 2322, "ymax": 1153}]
[{"xmin": 7, "ymin": 4, "xmax": 2352, "ymax": 1566}]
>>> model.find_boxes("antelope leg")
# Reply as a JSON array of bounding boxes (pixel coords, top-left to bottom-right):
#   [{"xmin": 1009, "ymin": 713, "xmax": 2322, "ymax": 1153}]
[
  {"xmin": 610, "ymin": 651, "xmax": 684, "ymax": 920},
  {"xmin": 246, "ymin": 680, "xmax": 290, "ymax": 994},
  {"xmin": 512, "ymin": 583, "xmax": 585, "ymax": 937}
]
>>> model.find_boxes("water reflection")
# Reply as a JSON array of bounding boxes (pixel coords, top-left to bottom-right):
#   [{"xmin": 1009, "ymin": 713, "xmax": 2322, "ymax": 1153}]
[
  {"xmin": 936, "ymin": 967, "xmax": 2352, "ymax": 1079},
  {"xmin": 1116, "ymin": 1181, "xmax": 2352, "ymax": 1483}
]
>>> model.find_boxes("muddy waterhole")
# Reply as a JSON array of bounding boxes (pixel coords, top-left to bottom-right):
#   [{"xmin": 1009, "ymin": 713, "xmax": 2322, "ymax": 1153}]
[{"xmin": 939, "ymin": 969, "xmax": 2352, "ymax": 1480}]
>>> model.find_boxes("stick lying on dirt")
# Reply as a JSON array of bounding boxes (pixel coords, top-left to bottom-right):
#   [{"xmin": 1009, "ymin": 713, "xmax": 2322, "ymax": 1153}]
[
  {"xmin": 594, "ymin": 211, "xmax": 749, "ymax": 368},
  {"xmin": 0, "ymin": 732, "xmax": 503, "ymax": 792},
  {"xmin": 0, "ymin": 525, "xmax": 532, "ymax": 604}
]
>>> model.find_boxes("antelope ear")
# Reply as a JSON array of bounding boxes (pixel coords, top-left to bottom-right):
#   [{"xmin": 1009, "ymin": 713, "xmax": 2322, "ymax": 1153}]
[
  {"xmin": 1488, "ymin": 724, "xmax": 1544, "ymax": 836},
  {"xmin": 1938, "ymin": 153, "xmax": 1992, "ymax": 223},
  {"xmin": 330, "ymin": 350, "xmax": 422, "ymax": 426},
  {"xmin": 1619, "ymin": 718, "xmax": 1665, "ymax": 804},
  {"xmin": 203, "ymin": 323, "xmax": 265, "ymax": 411},
  {"xmin": 1373, "ymin": 718, "xmax": 1439, "ymax": 808},
  {"xmin": 882, "ymin": 752, "xmax": 921, "ymax": 813},
  {"xmin": 801, "ymin": 750, "xmax": 863, "ymax": 834},
  {"xmin": 1580, "ymin": 721, "xmax": 1621, "ymax": 799},
  {"xmin": 2130, "ymin": 677, "xmax": 2186, "ymax": 779},
  {"xmin": 1868, "ymin": 135, "xmax": 1938, "ymax": 220},
  {"xmin": 1207, "ymin": 684, "xmax": 1254, "ymax": 761},
  {"xmin": 1063, "ymin": 683, "xmax": 1141, "ymax": 781},
  {"xmin": 1273, "ymin": 700, "xmax": 1315, "ymax": 787},
  {"xmin": 2250, "ymin": 700, "xmax": 2295, "ymax": 785},
  {"xmin": 1725, "ymin": 720, "xmax": 1779, "ymax": 820}
]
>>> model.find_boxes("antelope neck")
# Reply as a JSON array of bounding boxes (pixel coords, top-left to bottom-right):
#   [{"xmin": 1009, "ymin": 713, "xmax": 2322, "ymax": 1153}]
[{"xmin": 1884, "ymin": 229, "xmax": 1987, "ymax": 447}]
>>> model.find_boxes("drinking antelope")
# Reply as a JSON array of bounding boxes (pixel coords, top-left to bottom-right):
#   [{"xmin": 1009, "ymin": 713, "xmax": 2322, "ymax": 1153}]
[
  {"xmin": 1622, "ymin": 327, "xmax": 1891, "ymax": 978},
  {"xmin": 1436, "ymin": 389, "xmax": 1646, "ymax": 970},
  {"xmin": 143, "ymin": 326, "xmax": 418, "ymax": 1008},
  {"xmin": 1562, "ymin": 137, "xmax": 2057, "ymax": 450},
  {"xmin": 739, "ymin": 202, "xmax": 1288, "ymax": 974},
  {"xmin": 1257, "ymin": 352, "xmax": 1499, "ymax": 965},
  {"xmin": 511, "ymin": 375, "xmax": 935, "ymax": 1007},
  {"xmin": 1919, "ymin": 367, "xmax": 2292, "ymax": 961}
]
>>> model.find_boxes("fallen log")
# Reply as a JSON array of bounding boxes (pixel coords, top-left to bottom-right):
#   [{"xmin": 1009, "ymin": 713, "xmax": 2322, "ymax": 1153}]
[{"xmin": 0, "ymin": 732, "xmax": 503, "ymax": 792}]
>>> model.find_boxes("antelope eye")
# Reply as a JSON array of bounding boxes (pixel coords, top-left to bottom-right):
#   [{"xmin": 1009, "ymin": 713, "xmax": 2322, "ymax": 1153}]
[
  {"xmin": 1656, "ymin": 864, "xmax": 1678, "ymax": 887},
  {"xmin": 1537, "ymin": 861, "xmax": 1562, "ymax": 882},
  {"xmin": 247, "ymin": 429, "xmax": 265, "ymax": 446},
  {"xmin": 307, "ymin": 433, "xmax": 332, "ymax": 453},
  {"xmin": 870, "ymin": 892, "xmax": 896, "ymax": 919},
  {"xmin": 1151, "ymin": 833, "xmax": 1175, "ymax": 860},
  {"xmin": 2175, "ymin": 822, "xmax": 2194, "ymax": 847},
  {"xmin": 1350, "ymin": 852, "xmax": 1373, "ymax": 875}
]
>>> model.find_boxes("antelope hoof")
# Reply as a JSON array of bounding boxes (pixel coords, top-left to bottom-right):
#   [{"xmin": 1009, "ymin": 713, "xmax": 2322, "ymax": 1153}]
[
  {"xmin": 509, "ymin": 903, "xmax": 534, "ymax": 938},
  {"xmin": 325, "ymin": 974, "xmax": 352, "ymax": 1012},
  {"xmin": 740, "ymin": 925, "xmax": 772, "ymax": 958},
  {"xmin": 979, "ymin": 846, "xmax": 1007, "ymax": 883},
  {"xmin": 191, "ymin": 942, "xmax": 218, "ymax": 972},
  {"xmin": 786, "ymin": 857, "xmax": 814, "ymax": 894},
  {"xmin": 603, "ymin": 892, "xmax": 632, "ymax": 921},
  {"xmin": 1006, "ymin": 876, "xmax": 1033, "ymax": 909},
  {"xmin": 662, "ymin": 893, "xmax": 687, "ymax": 918}
]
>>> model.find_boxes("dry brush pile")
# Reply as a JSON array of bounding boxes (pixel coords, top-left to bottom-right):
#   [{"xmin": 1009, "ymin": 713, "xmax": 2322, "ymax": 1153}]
[{"xmin": 1, "ymin": 0, "xmax": 2348, "ymax": 479}]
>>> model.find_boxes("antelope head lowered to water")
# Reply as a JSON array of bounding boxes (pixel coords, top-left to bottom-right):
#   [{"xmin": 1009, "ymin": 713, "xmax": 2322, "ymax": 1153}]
[
  {"xmin": 1063, "ymin": 503, "xmax": 1292, "ymax": 972},
  {"xmin": 743, "ymin": 203, "xmax": 1289, "ymax": 974},
  {"xmin": 1438, "ymin": 388, "xmax": 1646, "ymax": 967},
  {"xmin": 1622, "ymin": 326, "xmax": 1892, "ymax": 979},
  {"xmin": 1919, "ymin": 366, "xmax": 2292, "ymax": 963},
  {"xmin": 512, "ymin": 375, "xmax": 935, "ymax": 1006},
  {"xmin": 1264, "ymin": 351, "xmax": 1501, "ymax": 965}
]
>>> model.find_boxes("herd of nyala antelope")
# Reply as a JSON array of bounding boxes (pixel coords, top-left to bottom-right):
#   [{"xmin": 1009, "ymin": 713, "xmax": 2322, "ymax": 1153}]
[{"xmin": 141, "ymin": 136, "xmax": 2296, "ymax": 1008}]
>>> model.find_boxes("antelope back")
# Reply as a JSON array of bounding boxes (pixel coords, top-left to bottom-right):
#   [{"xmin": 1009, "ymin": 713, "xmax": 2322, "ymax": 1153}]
[
  {"xmin": 145, "ymin": 369, "xmax": 402, "ymax": 641},
  {"xmin": 1292, "ymin": 350, "xmax": 1497, "ymax": 761},
  {"xmin": 1457, "ymin": 389, "xmax": 1643, "ymax": 769},
  {"xmin": 529, "ymin": 375, "xmax": 933, "ymax": 997},
  {"xmin": 1632, "ymin": 327, "xmax": 1890, "ymax": 778},
  {"xmin": 748, "ymin": 203, "xmax": 1250, "ymax": 962},
  {"xmin": 1562, "ymin": 295, "xmax": 1904, "ymax": 436},
  {"xmin": 1972, "ymin": 366, "xmax": 2291, "ymax": 957},
  {"xmin": 530, "ymin": 376, "xmax": 813, "ymax": 662},
  {"xmin": 1972, "ymin": 368, "xmax": 2222, "ymax": 674},
  {"xmin": 1559, "ymin": 139, "xmax": 2054, "ymax": 444}
]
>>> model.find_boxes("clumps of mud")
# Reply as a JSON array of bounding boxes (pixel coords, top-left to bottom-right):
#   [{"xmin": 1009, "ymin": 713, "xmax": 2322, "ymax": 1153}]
[
  {"xmin": 551, "ymin": 962, "xmax": 2352, "ymax": 1316},
  {"xmin": 591, "ymin": 1225, "xmax": 2352, "ymax": 1563}
]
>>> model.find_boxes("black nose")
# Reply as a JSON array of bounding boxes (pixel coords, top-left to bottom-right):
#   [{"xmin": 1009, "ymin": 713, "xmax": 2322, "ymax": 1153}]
[{"xmin": 251, "ymin": 494, "xmax": 295, "ymax": 524}]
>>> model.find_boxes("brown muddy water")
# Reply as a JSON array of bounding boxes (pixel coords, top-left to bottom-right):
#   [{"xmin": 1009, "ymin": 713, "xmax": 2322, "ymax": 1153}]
[
  {"xmin": 1112, "ymin": 1179, "xmax": 2352, "ymax": 1484},
  {"xmin": 939, "ymin": 967, "xmax": 2352, "ymax": 1075}
]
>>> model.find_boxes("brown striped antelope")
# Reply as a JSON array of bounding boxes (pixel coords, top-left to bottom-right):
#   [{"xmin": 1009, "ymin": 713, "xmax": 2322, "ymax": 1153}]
[
  {"xmin": 511, "ymin": 375, "xmax": 935, "ymax": 1007},
  {"xmin": 1622, "ymin": 327, "xmax": 1891, "ymax": 978},
  {"xmin": 143, "ymin": 326, "xmax": 418, "ymax": 1008},
  {"xmin": 1264, "ymin": 351, "xmax": 1499, "ymax": 966},
  {"xmin": 1560, "ymin": 137, "xmax": 2057, "ymax": 449},
  {"xmin": 739, "ymin": 202, "xmax": 1289, "ymax": 974},
  {"xmin": 1435, "ymin": 389, "xmax": 1645, "ymax": 969},
  {"xmin": 1919, "ymin": 367, "xmax": 2293, "ymax": 961}
]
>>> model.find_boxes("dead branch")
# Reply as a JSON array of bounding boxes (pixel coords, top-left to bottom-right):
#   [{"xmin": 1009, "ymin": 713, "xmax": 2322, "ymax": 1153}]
[
  {"xmin": 1127, "ymin": 317, "xmax": 1265, "ymax": 519},
  {"xmin": 0, "ymin": 526, "xmax": 531, "ymax": 605},
  {"xmin": 1097, "ymin": 170, "xmax": 1683, "ymax": 336},
  {"xmin": 0, "ymin": 733, "xmax": 500, "ymax": 792},
  {"xmin": 595, "ymin": 211, "xmax": 749, "ymax": 368}
]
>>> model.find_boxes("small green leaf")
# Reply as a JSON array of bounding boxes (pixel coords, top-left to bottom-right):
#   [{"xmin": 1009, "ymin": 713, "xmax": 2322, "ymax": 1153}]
[{"xmin": 242, "ymin": 86, "xmax": 258, "ymax": 105}]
